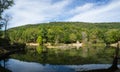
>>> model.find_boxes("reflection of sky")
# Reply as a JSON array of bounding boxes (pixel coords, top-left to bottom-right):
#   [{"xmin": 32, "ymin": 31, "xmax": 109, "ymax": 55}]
[
  {"xmin": 6, "ymin": 59, "xmax": 75, "ymax": 72},
  {"xmin": 4, "ymin": 59, "xmax": 120, "ymax": 72}
]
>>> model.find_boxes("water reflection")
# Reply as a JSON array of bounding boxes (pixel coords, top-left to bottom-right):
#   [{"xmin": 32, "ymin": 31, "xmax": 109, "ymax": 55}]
[
  {"xmin": 11, "ymin": 46, "xmax": 115, "ymax": 64},
  {"xmin": 0, "ymin": 46, "xmax": 119, "ymax": 72},
  {"xmin": 4, "ymin": 59, "xmax": 120, "ymax": 72},
  {"xmin": 6, "ymin": 59, "xmax": 75, "ymax": 72}
]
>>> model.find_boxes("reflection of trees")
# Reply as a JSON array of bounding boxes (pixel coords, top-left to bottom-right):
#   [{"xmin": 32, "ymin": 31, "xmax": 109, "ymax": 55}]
[
  {"xmin": 41, "ymin": 51, "xmax": 48, "ymax": 65},
  {"xmin": 0, "ymin": 59, "xmax": 11, "ymax": 72},
  {"xmin": 39, "ymin": 46, "xmax": 48, "ymax": 65},
  {"xmin": 87, "ymin": 42, "xmax": 120, "ymax": 72},
  {"xmin": 109, "ymin": 42, "xmax": 120, "ymax": 71},
  {"xmin": 80, "ymin": 46, "xmax": 116, "ymax": 64},
  {"xmin": 0, "ymin": 59, "xmax": 9, "ymax": 68},
  {"xmin": 36, "ymin": 46, "xmax": 43, "ymax": 54},
  {"xmin": 10, "ymin": 46, "xmax": 117, "ymax": 65},
  {"xmin": 81, "ymin": 47, "xmax": 88, "ymax": 57}
]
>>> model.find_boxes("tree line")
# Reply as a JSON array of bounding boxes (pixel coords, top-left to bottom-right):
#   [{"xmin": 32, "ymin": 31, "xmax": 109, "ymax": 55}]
[{"xmin": 7, "ymin": 22, "xmax": 120, "ymax": 45}]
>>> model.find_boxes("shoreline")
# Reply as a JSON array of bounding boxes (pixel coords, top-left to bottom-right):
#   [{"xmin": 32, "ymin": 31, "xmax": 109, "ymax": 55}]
[{"xmin": 26, "ymin": 42, "xmax": 83, "ymax": 49}]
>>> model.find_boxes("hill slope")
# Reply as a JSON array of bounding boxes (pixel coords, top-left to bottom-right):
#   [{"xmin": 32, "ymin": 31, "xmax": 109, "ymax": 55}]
[{"xmin": 8, "ymin": 22, "xmax": 120, "ymax": 44}]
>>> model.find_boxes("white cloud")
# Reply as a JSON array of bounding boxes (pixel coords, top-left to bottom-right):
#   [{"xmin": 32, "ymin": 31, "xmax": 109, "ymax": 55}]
[
  {"xmin": 69, "ymin": 3, "xmax": 94, "ymax": 14},
  {"xmin": 67, "ymin": 0, "xmax": 120, "ymax": 22},
  {"xmin": 4, "ymin": 0, "xmax": 120, "ymax": 28},
  {"xmin": 5, "ymin": 0, "xmax": 71, "ymax": 28}
]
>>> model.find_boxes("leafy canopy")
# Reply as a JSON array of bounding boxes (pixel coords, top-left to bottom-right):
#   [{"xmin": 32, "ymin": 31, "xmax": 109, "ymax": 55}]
[{"xmin": 0, "ymin": 0, "xmax": 13, "ymax": 28}]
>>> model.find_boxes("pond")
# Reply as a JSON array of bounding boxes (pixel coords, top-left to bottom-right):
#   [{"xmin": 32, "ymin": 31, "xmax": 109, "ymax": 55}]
[{"xmin": 0, "ymin": 46, "xmax": 120, "ymax": 72}]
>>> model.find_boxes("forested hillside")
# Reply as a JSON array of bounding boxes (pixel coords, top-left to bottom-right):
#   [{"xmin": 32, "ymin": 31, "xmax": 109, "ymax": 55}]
[{"xmin": 7, "ymin": 22, "xmax": 120, "ymax": 44}]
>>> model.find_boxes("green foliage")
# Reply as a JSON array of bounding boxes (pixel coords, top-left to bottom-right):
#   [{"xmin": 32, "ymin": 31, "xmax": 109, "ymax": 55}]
[
  {"xmin": 36, "ymin": 36, "xmax": 42, "ymax": 45},
  {"xmin": 104, "ymin": 29, "xmax": 120, "ymax": 44},
  {"xmin": 0, "ymin": 38, "xmax": 10, "ymax": 46},
  {"xmin": 0, "ymin": 0, "xmax": 13, "ymax": 37},
  {"xmin": 11, "ymin": 46, "xmax": 115, "ymax": 65},
  {"xmin": 36, "ymin": 46, "xmax": 43, "ymax": 54},
  {"xmin": 40, "ymin": 28, "xmax": 47, "ymax": 43},
  {"xmin": 0, "ymin": 0, "xmax": 13, "ymax": 19},
  {"xmin": 69, "ymin": 33, "xmax": 77, "ymax": 42},
  {"xmin": 7, "ymin": 22, "xmax": 120, "ymax": 44}
]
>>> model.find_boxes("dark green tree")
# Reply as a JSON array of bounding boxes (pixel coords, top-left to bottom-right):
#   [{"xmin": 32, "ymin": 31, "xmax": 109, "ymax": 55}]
[
  {"xmin": 0, "ymin": 0, "xmax": 13, "ymax": 36},
  {"xmin": 104, "ymin": 29, "xmax": 120, "ymax": 44},
  {"xmin": 0, "ymin": 0, "xmax": 13, "ymax": 18}
]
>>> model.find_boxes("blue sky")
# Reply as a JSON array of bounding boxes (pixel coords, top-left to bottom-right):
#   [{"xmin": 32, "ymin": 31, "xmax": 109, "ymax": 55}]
[{"xmin": 4, "ymin": 0, "xmax": 120, "ymax": 28}]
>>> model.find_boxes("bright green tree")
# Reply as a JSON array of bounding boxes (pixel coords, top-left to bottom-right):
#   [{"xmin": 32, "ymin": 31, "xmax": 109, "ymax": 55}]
[{"xmin": 36, "ymin": 36, "xmax": 43, "ymax": 45}]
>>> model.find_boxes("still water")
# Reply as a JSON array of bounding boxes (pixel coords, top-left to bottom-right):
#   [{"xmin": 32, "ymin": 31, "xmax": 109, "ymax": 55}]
[
  {"xmin": 0, "ymin": 46, "xmax": 120, "ymax": 72},
  {"xmin": 1, "ymin": 59, "xmax": 118, "ymax": 72}
]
